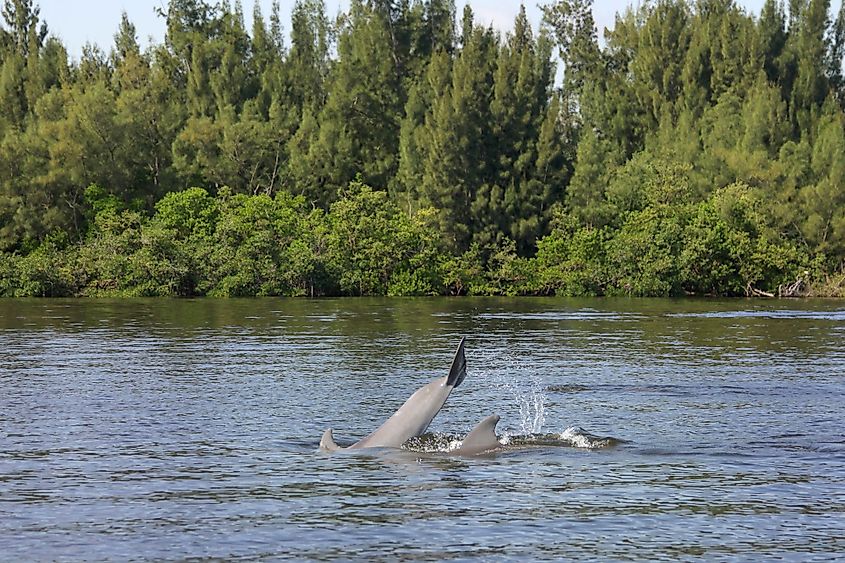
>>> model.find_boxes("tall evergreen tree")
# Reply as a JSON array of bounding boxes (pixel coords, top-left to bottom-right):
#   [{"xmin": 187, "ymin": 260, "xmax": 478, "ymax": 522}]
[
  {"xmin": 541, "ymin": 0, "xmax": 600, "ymax": 98},
  {"xmin": 479, "ymin": 6, "xmax": 562, "ymax": 253},
  {"xmin": 0, "ymin": 0, "xmax": 47, "ymax": 128},
  {"xmin": 113, "ymin": 16, "xmax": 182, "ymax": 202},
  {"xmin": 758, "ymin": 0, "xmax": 788, "ymax": 84},
  {"xmin": 290, "ymin": 0, "xmax": 403, "ymax": 203},
  {"xmin": 787, "ymin": 0, "xmax": 830, "ymax": 133},
  {"xmin": 285, "ymin": 0, "xmax": 331, "ymax": 114},
  {"xmin": 394, "ymin": 47, "xmax": 450, "ymax": 214},
  {"xmin": 800, "ymin": 98, "xmax": 845, "ymax": 257},
  {"xmin": 828, "ymin": 0, "xmax": 845, "ymax": 103},
  {"xmin": 418, "ymin": 22, "xmax": 497, "ymax": 249}
]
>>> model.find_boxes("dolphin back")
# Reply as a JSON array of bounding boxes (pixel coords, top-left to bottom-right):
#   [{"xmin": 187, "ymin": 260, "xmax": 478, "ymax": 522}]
[
  {"xmin": 455, "ymin": 414, "xmax": 501, "ymax": 455},
  {"xmin": 320, "ymin": 429, "xmax": 341, "ymax": 451},
  {"xmin": 447, "ymin": 337, "xmax": 467, "ymax": 388}
]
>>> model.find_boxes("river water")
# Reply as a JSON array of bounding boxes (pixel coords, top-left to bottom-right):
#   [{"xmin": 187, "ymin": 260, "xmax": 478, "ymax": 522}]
[{"xmin": 1, "ymin": 298, "xmax": 844, "ymax": 561}]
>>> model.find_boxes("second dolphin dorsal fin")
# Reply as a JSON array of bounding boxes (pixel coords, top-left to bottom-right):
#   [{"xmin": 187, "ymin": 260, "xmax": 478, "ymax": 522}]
[
  {"xmin": 320, "ymin": 429, "xmax": 341, "ymax": 451},
  {"xmin": 446, "ymin": 337, "xmax": 467, "ymax": 388},
  {"xmin": 456, "ymin": 414, "xmax": 501, "ymax": 455}
]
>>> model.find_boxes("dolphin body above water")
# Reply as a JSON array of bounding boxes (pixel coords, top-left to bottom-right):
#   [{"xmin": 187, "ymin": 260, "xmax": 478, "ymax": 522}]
[
  {"xmin": 319, "ymin": 337, "xmax": 503, "ymax": 455},
  {"xmin": 451, "ymin": 414, "xmax": 502, "ymax": 455}
]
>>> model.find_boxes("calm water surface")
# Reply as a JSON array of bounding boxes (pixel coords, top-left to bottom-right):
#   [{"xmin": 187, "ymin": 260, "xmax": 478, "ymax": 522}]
[{"xmin": 1, "ymin": 298, "xmax": 844, "ymax": 561}]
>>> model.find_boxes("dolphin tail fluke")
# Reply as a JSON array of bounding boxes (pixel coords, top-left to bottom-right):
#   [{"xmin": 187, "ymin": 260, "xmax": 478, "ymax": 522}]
[
  {"xmin": 320, "ymin": 429, "xmax": 341, "ymax": 451},
  {"xmin": 446, "ymin": 337, "xmax": 467, "ymax": 388},
  {"xmin": 456, "ymin": 414, "xmax": 501, "ymax": 455}
]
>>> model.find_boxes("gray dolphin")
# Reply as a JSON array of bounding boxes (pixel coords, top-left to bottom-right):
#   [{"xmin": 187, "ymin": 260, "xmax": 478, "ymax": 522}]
[
  {"xmin": 452, "ymin": 414, "xmax": 503, "ymax": 455},
  {"xmin": 320, "ymin": 337, "xmax": 468, "ymax": 451}
]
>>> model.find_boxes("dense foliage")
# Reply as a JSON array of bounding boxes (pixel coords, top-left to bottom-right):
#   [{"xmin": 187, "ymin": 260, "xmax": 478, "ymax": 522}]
[{"xmin": 1, "ymin": 0, "xmax": 844, "ymax": 297}]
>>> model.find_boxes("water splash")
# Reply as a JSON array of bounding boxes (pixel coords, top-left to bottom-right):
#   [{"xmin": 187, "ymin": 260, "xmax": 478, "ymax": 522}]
[
  {"xmin": 558, "ymin": 426, "xmax": 621, "ymax": 449},
  {"xmin": 403, "ymin": 433, "xmax": 462, "ymax": 453},
  {"xmin": 501, "ymin": 428, "xmax": 621, "ymax": 450},
  {"xmin": 403, "ymin": 428, "xmax": 621, "ymax": 453},
  {"xmin": 480, "ymin": 352, "xmax": 547, "ymax": 435}
]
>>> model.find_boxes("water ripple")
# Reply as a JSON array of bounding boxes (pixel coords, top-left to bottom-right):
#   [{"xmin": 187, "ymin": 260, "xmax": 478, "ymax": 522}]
[{"xmin": 1, "ymin": 298, "xmax": 844, "ymax": 561}]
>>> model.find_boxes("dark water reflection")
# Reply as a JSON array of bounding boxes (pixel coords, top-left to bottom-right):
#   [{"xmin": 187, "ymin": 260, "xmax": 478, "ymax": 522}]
[{"xmin": 1, "ymin": 298, "xmax": 844, "ymax": 561}]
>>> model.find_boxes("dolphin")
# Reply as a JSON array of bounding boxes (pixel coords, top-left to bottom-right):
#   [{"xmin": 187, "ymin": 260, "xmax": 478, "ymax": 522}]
[
  {"xmin": 320, "ymin": 337, "xmax": 468, "ymax": 451},
  {"xmin": 452, "ymin": 414, "xmax": 503, "ymax": 456}
]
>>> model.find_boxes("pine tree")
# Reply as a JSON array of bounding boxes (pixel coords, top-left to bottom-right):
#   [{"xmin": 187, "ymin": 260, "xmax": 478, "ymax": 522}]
[
  {"xmin": 630, "ymin": 1, "xmax": 691, "ymax": 127},
  {"xmin": 828, "ymin": 1, "xmax": 845, "ymax": 104},
  {"xmin": 113, "ymin": 20, "xmax": 183, "ymax": 202},
  {"xmin": 292, "ymin": 0, "xmax": 404, "ymax": 202},
  {"xmin": 427, "ymin": 0, "xmax": 456, "ymax": 54},
  {"xmin": 801, "ymin": 98, "xmax": 845, "ymax": 257},
  {"xmin": 417, "ymin": 22, "xmax": 498, "ymax": 250},
  {"xmin": 279, "ymin": 0, "xmax": 333, "ymax": 202},
  {"xmin": 285, "ymin": 0, "xmax": 331, "ymax": 114},
  {"xmin": 480, "ymin": 6, "xmax": 562, "ymax": 253},
  {"xmin": 208, "ymin": 1, "xmax": 252, "ymax": 116},
  {"xmin": 0, "ymin": 0, "xmax": 47, "ymax": 128},
  {"xmin": 394, "ymin": 47, "xmax": 450, "ymax": 214},
  {"xmin": 1, "ymin": 0, "xmax": 46, "ymax": 58},
  {"xmin": 786, "ymin": 0, "xmax": 830, "ymax": 133},
  {"xmin": 541, "ymin": 0, "xmax": 600, "ymax": 97},
  {"xmin": 249, "ymin": 1, "xmax": 281, "ymax": 118},
  {"xmin": 758, "ymin": 0, "xmax": 788, "ymax": 84},
  {"xmin": 565, "ymin": 127, "xmax": 622, "ymax": 227}
]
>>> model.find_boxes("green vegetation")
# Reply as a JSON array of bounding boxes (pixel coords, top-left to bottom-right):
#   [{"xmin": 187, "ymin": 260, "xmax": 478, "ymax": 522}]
[{"xmin": 1, "ymin": 0, "xmax": 844, "ymax": 297}]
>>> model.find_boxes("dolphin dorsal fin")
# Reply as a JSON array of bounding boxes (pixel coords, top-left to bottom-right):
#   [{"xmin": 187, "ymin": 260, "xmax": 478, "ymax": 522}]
[
  {"xmin": 320, "ymin": 429, "xmax": 341, "ymax": 451},
  {"xmin": 456, "ymin": 414, "xmax": 501, "ymax": 455},
  {"xmin": 446, "ymin": 337, "xmax": 467, "ymax": 388}
]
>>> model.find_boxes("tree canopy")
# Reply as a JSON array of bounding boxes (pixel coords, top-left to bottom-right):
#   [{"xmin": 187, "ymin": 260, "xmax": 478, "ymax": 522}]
[{"xmin": 1, "ymin": 0, "xmax": 844, "ymax": 297}]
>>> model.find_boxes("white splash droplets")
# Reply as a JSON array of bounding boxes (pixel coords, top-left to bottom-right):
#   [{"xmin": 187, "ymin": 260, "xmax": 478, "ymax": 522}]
[
  {"xmin": 478, "ymin": 350, "xmax": 547, "ymax": 434},
  {"xmin": 559, "ymin": 426, "xmax": 594, "ymax": 448},
  {"xmin": 559, "ymin": 426, "xmax": 618, "ymax": 449}
]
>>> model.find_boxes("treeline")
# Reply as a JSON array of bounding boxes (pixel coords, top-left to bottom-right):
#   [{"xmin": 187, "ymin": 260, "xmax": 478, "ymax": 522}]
[
  {"xmin": 0, "ymin": 0, "xmax": 844, "ymax": 297},
  {"xmin": 0, "ymin": 179, "xmax": 824, "ymax": 297}
]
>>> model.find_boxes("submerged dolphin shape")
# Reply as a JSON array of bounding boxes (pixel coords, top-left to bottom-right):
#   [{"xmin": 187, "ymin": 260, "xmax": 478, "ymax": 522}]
[{"xmin": 320, "ymin": 337, "xmax": 467, "ymax": 451}]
